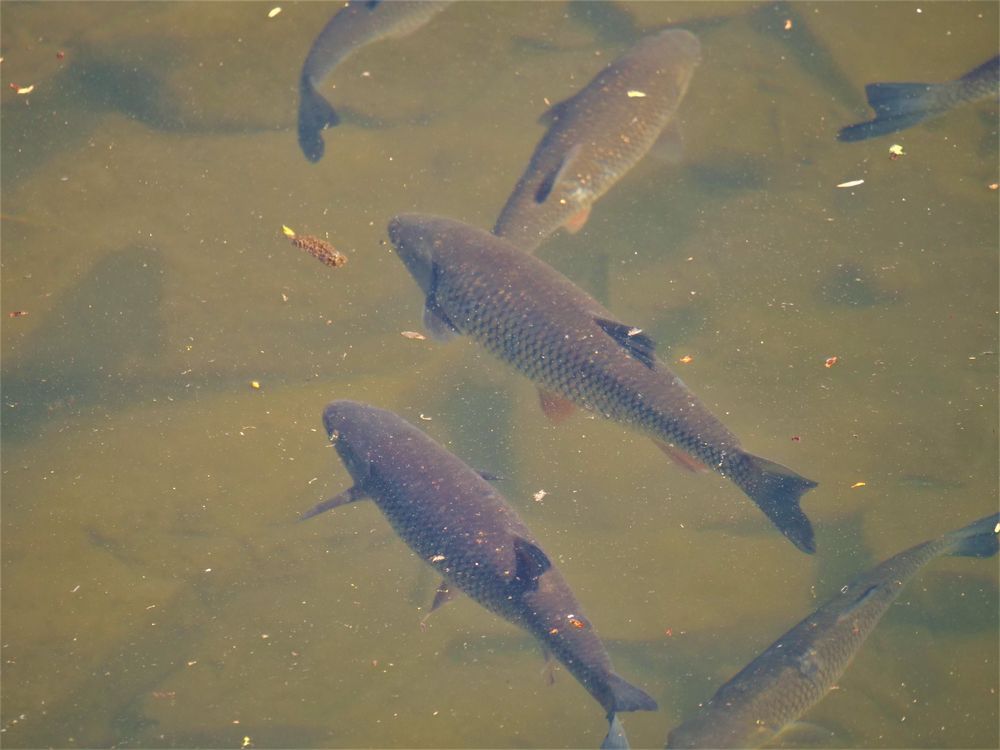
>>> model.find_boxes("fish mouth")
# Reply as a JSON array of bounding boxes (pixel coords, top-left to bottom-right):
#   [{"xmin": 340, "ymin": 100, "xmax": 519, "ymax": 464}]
[{"xmin": 387, "ymin": 214, "xmax": 436, "ymax": 296}]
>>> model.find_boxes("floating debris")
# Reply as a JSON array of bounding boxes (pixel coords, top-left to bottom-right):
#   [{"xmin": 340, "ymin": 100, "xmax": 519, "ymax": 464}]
[
  {"xmin": 824, "ymin": 356, "xmax": 838, "ymax": 368},
  {"xmin": 250, "ymin": 380, "xmax": 261, "ymax": 391},
  {"xmin": 850, "ymin": 481, "xmax": 866, "ymax": 489},
  {"xmin": 836, "ymin": 179, "xmax": 865, "ymax": 188},
  {"xmin": 626, "ymin": 90, "xmax": 647, "ymax": 98},
  {"xmin": 282, "ymin": 225, "xmax": 347, "ymax": 268},
  {"xmin": 533, "ymin": 489, "xmax": 547, "ymax": 502},
  {"xmin": 888, "ymin": 144, "xmax": 905, "ymax": 159},
  {"xmin": 7, "ymin": 311, "xmax": 28, "ymax": 318},
  {"xmin": 400, "ymin": 330, "xmax": 426, "ymax": 340},
  {"xmin": 679, "ymin": 354, "xmax": 693, "ymax": 364},
  {"xmin": 267, "ymin": 6, "xmax": 282, "ymax": 18}
]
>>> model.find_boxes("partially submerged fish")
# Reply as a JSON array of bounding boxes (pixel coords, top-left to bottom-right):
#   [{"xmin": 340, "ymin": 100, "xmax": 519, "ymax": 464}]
[
  {"xmin": 493, "ymin": 28, "xmax": 702, "ymax": 251},
  {"xmin": 303, "ymin": 400, "xmax": 657, "ymax": 727},
  {"xmin": 838, "ymin": 54, "xmax": 999, "ymax": 142},
  {"xmin": 665, "ymin": 513, "xmax": 1000, "ymax": 748},
  {"xmin": 388, "ymin": 214, "xmax": 818, "ymax": 553},
  {"xmin": 297, "ymin": 0, "xmax": 452, "ymax": 162}
]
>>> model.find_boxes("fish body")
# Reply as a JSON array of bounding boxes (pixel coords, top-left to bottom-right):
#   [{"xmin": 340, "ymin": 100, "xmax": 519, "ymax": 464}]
[
  {"xmin": 838, "ymin": 54, "xmax": 999, "ymax": 142},
  {"xmin": 493, "ymin": 28, "xmax": 702, "ymax": 251},
  {"xmin": 665, "ymin": 513, "xmax": 1000, "ymax": 748},
  {"xmin": 388, "ymin": 214, "xmax": 817, "ymax": 553},
  {"xmin": 304, "ymin": 400, "xmax": 657, "ymax": 720},
  {"xmin": 298, "ymin": 0, "xmax": 451, "ymax": 162}
]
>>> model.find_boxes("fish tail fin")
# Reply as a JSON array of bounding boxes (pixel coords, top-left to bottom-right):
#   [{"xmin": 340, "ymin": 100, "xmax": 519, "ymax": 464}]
[
  {"xmin": 604, "ymin": 673, "xmax": 657, "ymax": 714},
  {"xmin": 837, "ymin": 81, "xmax": 943, "ymax": 141},
  {"xmin": 601, "ymin": 713, "xmax": 631, "ymax": 750},
  {"xmin": 298, "ymin": 79, "xmax": 340, "ymax": 162},
  {"xmin": 943, "ymin": 513, "xmax": 1000, "ymax": 558},
  {"xmin": 733, "ymin": 453, "xmax": 818, "ymax": 554}
]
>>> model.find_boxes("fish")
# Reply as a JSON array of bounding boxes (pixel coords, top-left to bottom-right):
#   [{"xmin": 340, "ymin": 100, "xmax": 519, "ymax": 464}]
[
  {"xmin": 492, "ymin": 28, "xmax": 702, "ymax": 252},
  {"xmin": 303, "ymin": 400, "xmax": 657, "ymax": 728},
  {"xmin": 665, "ymin": 513, "xmax": 1000, "ymax": 749},
  {"xmin": 838, "ymin": 54, "xmax": 999, "ymax": 142},
  {"xmin": 387, "ymin": 214, "xmax": 818, "ymax": 553},
  {"xmin": 297, "ymin": 0, "xmax": 452, "ymax": 162}
]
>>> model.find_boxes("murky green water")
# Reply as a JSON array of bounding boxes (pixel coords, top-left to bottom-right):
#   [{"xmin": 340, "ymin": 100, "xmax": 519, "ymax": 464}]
[{"xmin": 2, "ymin": 2, "xmax": 996, "ymax": 748}]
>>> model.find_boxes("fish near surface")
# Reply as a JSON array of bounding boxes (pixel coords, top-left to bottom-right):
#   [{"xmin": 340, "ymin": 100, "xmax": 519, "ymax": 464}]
[
  {"xmin": 297, "ymin": 0, "xmax": 452, "ymax": 162},
  {"xmin": 303, "ymin": 400, "xmax": 657, "ymax": 726},
  {"xmin": 388, "ymin": 214, "xmax": 818, "ymax": 553},
  {"xmin": 665, "ymin": 513, "xmax": 1000, "ymax": 749},
  {"xmin": 493, "ymin": 28, "xmax": 702, "ymax": 252},
  {"xmin": 838, "ymin": 54, "xmax": 999, "ymax": 142}
]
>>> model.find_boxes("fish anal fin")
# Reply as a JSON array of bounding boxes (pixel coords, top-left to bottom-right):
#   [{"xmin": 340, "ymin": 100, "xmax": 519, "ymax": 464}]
[
  {"xmin": 300, "ymin": 484, "xmax": 369, "ymax": 520},
  {"xmin": 594, "ymin": 318, "xmax": 657, "ymax": 369},
  {"xmin": 539, "ymin": 388, "xmax": 577, "ymax": 423},
  {"xmin": 535, "ymin": 143, "xmax": 583, "ymax": 204},
  {"xmin": 653, "ymin": 439, "xmax": 708, "ymax": 473},
  {"xmin": 538, "ymin": 96, "xmax": 576, "ymax": 127},
  {"xmin": 563, "ymin": 205, "xmax": 591, "ymax": 233}
]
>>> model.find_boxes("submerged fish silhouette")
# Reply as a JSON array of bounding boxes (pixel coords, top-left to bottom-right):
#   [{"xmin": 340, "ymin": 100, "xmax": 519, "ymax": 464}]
[
  {"xmin": 303, "ymin": 400, "xmax": 657, "ymax": 726},
  {"xmin": 666, "ymin": 513, "xmax": 1000, "ymax": 748},
  {"xmin": 388, "ymin": 214, "xmax": 818, "ymax": 553},
  {"xmin": 493, "ymin": 28, "xmax": 702, "ymax": 251},
  {"xmin": 838, "ymin": 54, "xmax": 999, "ymax": 142},
  {"xmin": 297, "ymin": 0, "xmax": 452, "ymax": 162}
]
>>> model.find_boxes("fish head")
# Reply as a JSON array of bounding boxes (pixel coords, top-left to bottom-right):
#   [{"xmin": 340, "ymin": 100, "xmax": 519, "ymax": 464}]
[
  {"xmin": 387, "ymin": 213, "xmax": 444, "ymax": 297},
  {"xmin": 322, "ymin": 400, "xmax": 385, "ymax": 483}
]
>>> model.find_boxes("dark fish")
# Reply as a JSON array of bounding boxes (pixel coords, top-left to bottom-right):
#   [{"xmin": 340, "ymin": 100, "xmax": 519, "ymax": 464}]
[
  {"xmin": 303, "ymin": 400, "xmax": 657, "ymax": 725},
  {"xmin": 665, "ymin": 513, "xmax": 1000, "ymax": 749},
  {"xmin": 838, "ymin": 54, "xmax": 999, "ymax": 142},
  {"xmin": 388, "ymin": 214, "xmax": 818, "ymax": 553},
  {"xmin": 493, "ymin": 28, "xmax": 702, "ymax": 252},
  {"xmin": 298, "ymin": 0, "xmax": 452, "ymax": 162}
]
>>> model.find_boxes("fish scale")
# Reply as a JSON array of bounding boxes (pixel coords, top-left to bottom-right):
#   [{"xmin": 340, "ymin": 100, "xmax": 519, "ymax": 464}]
[
  {"xmin": 493, "ymin": 28, "xmax": 702, "ymax": 251},
  {"xmin": 666, "ymin": 513, "xmax": 1000, "ymax": 748},
  {"xmin": 390, "ymin": 214, "xmax": 818, "ymax": 553},
  {"xmin": 305, "ymin": 400, "xmax": 657, "ymax": 722}
]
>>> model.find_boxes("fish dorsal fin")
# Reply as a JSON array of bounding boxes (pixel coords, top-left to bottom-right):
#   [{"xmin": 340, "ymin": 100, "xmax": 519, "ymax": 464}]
[
  {"xmin": 594, "ymin": 318, "xmax": 657, "ymax": 369},
  {"xmin": 538, "ymin": 95, "xmax": 578, "ymax": 127},
  {"xmin": 299, "ymin": 483, "xmax": 369, "ymax": 521},
  {"xmin": 535, "ymin": 142, "xmax": 583, "ymax": 204},
  {"xmin": 835, "ymin": 583, "xmax": 880, "ymax": 621},
  {"xmin": 512, "ymin": 536, "xmax": 551, "ymax": 591},
  {"xmin": 430, "ymin": 580, "xmax": 457, "ymax": 611}
]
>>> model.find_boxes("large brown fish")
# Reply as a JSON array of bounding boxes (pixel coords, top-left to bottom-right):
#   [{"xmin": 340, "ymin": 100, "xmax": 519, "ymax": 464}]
[
  {"xmin": 388, "ymin": 214, "xmax": 818, "ymax": 553},
  {"xmin": 666, "ymin": 513, "xmax": 1000, "ymax": 748},
  {"xmin": 303, "ymin": 400, "xmax": 657, "ymax": 730},
  {"xmin": 493, "ymin": 28, "xmax": 701, "ymax": 251},
  {"xmin": 297, "ymin": 0, "xmax": 452, "ymax": 162}
]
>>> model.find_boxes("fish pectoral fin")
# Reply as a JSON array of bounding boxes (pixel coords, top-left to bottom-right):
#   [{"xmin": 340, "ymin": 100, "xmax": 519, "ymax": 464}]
[
  {"xmin": 299, "ymin": 483, "xmax": 369, "ymax": 520},
  {"xmin": 774, "ymin": 720, "xmax": 836, "ymax": 745},
  {"xmin": 563, "ymin": 205, "xmax": 591, "ymax": 233},
  {"xmin": 512, "ymin": 535, "xmax": 551, "ymax": 591},
  {"xmin": 423, "ymin": 298, "xmax": 460, "ymax": 341},
  {"xmin": 535, "ymin": 142, "xmax": 583, "ymax": 203},
  {"xmin": 477, "ymin": 470, "xmax": 503, "ymax": 482},
  {"xmin": 538, "ymin": 388, "xmax": 577, "ymax": 423},
  {"xmin": 653, "ymin": 439, "xmax": 709, "ymax": 473},
  {"xmin": 594, "ymin": 318, "xmax": 658, "ymax": 370},
  {"xmin": 430, "ymin": 580, "xmax": 458, "ymax": 611},
  {"xmin": 835, "ymin": 583, "xmax": 880, "ymax": 621},
  {"xmin": 649, "ymin": 120, "xmax": 685, "ymax": 164}
]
